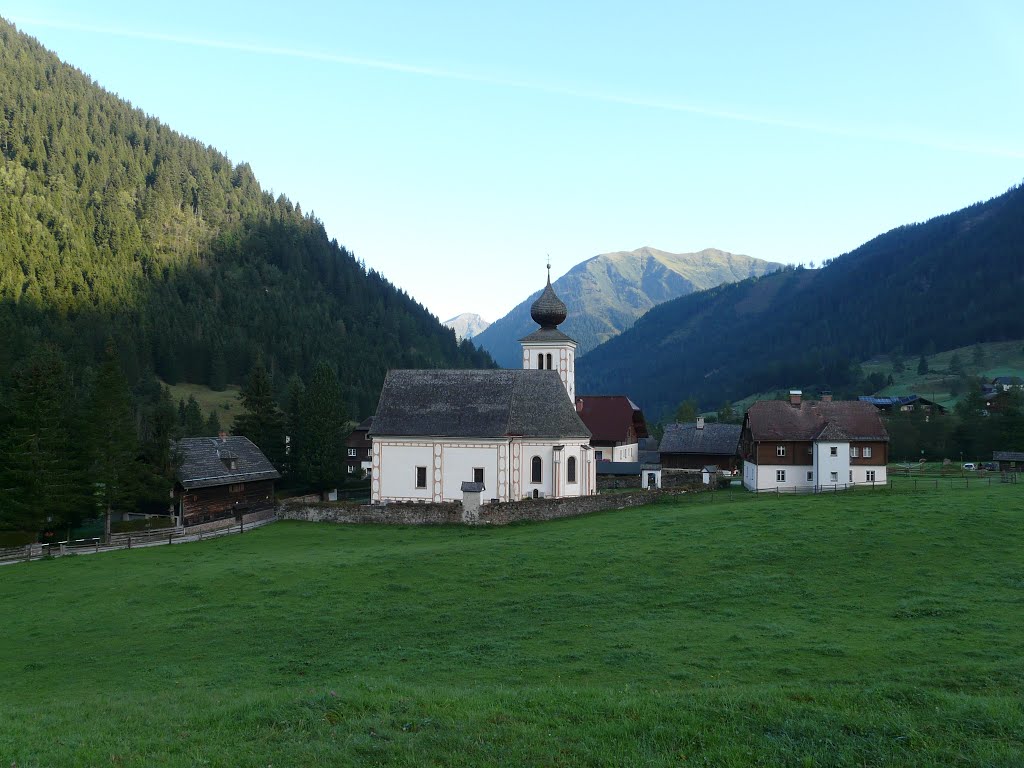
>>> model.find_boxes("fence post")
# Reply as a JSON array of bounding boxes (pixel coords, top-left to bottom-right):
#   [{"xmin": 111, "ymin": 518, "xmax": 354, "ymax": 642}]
[
  {"xmin": 95, "ymin": 540, "xmax": 99, "ymax": 554},
  {"xmin": 127, "ymin": 535, "xmax": 132, "ymax": 550},
  {"xmin": 25, "ymin": 544, "xmax": 31, "ymax": 563}
]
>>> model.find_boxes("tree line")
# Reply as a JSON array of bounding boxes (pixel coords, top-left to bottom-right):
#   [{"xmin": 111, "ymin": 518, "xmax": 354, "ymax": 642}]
[
  {"xmin": 0, "ymin": 345, "xmax": 357, "ymax": 542},
  {"xmin": 0, "ymin": 18, "xmax": 492, "ymax": 422}
]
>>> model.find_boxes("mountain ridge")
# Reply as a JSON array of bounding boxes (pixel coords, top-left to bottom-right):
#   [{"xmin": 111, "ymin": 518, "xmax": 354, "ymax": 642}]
[
  {"xmin": 474, "ymin": 246, "xmax": 784, "ymax": 367},
  {"xmin": 577, "ymin": 183, "xmax": 1024, "ymax": 419},
  {"xmin": 0, "ymin": 18, "xmax": 492, "ymax": 417}
]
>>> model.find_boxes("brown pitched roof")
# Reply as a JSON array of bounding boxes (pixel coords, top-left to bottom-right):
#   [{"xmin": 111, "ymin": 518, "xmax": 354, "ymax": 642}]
[
  {"xmin": 574, "ymin": 395, "xmax": 649, "ymax": 443},
  {"xmin": 745, "ymin": 400, "xmax": 888, "ymax": 442}
]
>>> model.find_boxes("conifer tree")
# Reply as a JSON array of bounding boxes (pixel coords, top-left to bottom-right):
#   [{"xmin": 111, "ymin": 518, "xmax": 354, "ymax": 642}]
[
  {"xmin": 234, "ymin": 357, "xmax": 284, "ymax": 466},
  {"xmin": 182, "ymin": 396, "xmax": 206, "ymax": 436},
  {"xmin": 917, "ymin": 354, "xmax": 929, "ymax": 376},
  {"xmin": 283, "ymin": 373, "xmax": 305, "ymax": 480},
  {"xmin": 297, "ymin": 362, "xmax": 348, "ymax": 491},
  {"xmin": 84, "ymin": 343, "xmax": 146, "ymax": 540},
  {"xmin": 0, "ymin": 348, "xmax": 80, "ymax": 535}
]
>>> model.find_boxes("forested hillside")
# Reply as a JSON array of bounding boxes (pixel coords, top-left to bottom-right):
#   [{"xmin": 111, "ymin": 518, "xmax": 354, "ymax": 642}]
[
  {"xmin": 0, "ymin": 19, "xmax": 490, "ymax": 418},
  {"xmin": 578, "ymin": 183, "xmax": 1024, "ymax": 419},
  {"xmin": 474, "ymin": 247, "xmax": 782, "ymax": 367}
]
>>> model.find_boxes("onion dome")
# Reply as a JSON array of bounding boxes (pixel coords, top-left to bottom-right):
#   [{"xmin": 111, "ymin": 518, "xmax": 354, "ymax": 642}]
[{"xmin": 530, "ymin": 269, "xmax": 567, "ymax": 329}]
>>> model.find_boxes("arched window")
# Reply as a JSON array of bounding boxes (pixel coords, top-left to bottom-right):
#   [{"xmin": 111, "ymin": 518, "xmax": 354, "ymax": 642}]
[
  {"xmin": 567, "ymin": 456, "xmax": 577, "ymax": 483},
  {"xmin": 537, "ymin": 355, "xmax": 544, "ymax": 369},
  {"xmin": 531, "ymin": 456, "xmax": 542, "ymax": 483},
  {"xmin": 546, "ymin": 353, "xmax": 553, "ymax": 369}
]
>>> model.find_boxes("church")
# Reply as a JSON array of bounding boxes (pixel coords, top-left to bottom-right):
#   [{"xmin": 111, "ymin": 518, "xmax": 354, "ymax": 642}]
[{"xmin": 369, "ymin": 270, "xmax": 597, "ymax": 503}]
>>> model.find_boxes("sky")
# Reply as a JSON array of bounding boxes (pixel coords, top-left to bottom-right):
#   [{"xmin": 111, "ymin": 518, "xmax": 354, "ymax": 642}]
[{"xmin": 5, "ymin": 1, "xmax": 1024, "ymax": 322}]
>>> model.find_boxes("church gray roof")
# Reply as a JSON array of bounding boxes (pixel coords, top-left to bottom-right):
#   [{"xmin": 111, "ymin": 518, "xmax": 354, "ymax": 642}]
[{"xmin": 370, "ymin": 369, "xmax": 591, "ymax": 439}]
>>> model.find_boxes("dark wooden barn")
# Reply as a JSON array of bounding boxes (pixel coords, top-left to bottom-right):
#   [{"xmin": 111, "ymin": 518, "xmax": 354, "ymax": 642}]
[{"xmin": 173, "ymin": 436, "xmax": 281, "ymax": 527}]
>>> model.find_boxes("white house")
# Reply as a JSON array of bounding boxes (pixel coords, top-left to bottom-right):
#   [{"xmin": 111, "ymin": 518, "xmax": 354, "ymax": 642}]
[
  {"xmin": 369, "ymin": 270, "xmax": 597, "ymax": 504},
  {"xmin": 739, "ymin": 391, "xmax": 889, "ymax": 492}
]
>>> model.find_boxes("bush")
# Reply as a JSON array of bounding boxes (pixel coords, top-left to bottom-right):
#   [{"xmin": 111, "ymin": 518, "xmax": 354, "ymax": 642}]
[{"xmin": 0, "ymin": 530, "xmax": 36, "ymax": 547}]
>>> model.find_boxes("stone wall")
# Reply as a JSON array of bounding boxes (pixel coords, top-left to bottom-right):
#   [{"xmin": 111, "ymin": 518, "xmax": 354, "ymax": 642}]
[
  {"xmin": 280, "ymin": 487, "xmax": 699, "ymax": 527},
  {"xmin": 280, "ymin": 500, "xmax": 463, "ymax": 526}
]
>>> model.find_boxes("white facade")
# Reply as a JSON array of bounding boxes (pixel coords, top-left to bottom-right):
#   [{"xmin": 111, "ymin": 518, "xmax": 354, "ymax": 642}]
[
  {"xmin": 372, "ymin": 437, "xmax": 596, "ymax": 503},
  {"xmin": 521, "ymin": 341, "xmax": 576, "ymax": 401},
  {"xmin": 743, "ymin": 443, "xmax": 888, "ymax": 491},
  {"xmin": 611, "ymin": 443, "xmax": 638, "ymax": 462}
]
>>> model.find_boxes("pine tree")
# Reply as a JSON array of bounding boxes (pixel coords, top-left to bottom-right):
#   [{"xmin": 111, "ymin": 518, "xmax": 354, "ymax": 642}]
[
  {"xmin": 182, "ymin": 396, "xmax": 205, "ymax": 436},
  {"xmin": 298, "ymin": 362, "xmax": 348, "ymax": 491},
  {"xmin": 141, "ymin": 386, "xmax": 180, "ymax": 482},
  {"xmin": 0, "ymin": 348, "xmax": 80, "ymax": 535},
  {"xmin": 234, "ymin": 357, "xmax": 284, "ymax": 466},
  {"xmin": 917, "ymin": 354, "xmax": 929, "ymax": 376},
  {"xmin": 84, "ymin": 343, "xmax": 146, "ymax": 540},
  {"xmin": 283, "ymin": 373, "xmax": 305, "ymax": 480}
]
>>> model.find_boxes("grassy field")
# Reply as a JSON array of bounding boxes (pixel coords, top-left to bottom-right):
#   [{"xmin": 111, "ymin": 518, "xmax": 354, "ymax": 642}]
[
  {"xmin": 162, "ymin": 380, "xmax": 242, "ymax": 430},
  {"xmin": 2, "ymin": 488, "xmax": 1022, "ymax": 766}
]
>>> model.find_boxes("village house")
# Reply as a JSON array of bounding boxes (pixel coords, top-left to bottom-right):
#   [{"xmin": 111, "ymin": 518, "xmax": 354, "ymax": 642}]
[
  {"xmin": 660, "ymin": 417, "xmax": 741, "ymax": 474},
  {"xmin": 992, "ymin": 451, "xmax": 1024, "ymax": 473},
  {"xmin": 173, "ymin": 435, "xmax": 280, "ymax": 527},
  {"xmin": 369, "ymin": 269, "xmax": 597, "ymax": 504},
  {"xmin": 740, "ymin": 391, "xmax": 889, "ymax": 491},
  {"xmin": 574, "ymin": 395, "xmax": 649, "ymax": 462},
  {"xmin": 344, "ymin": 417, "xmax": 373, "ymax": 478}
]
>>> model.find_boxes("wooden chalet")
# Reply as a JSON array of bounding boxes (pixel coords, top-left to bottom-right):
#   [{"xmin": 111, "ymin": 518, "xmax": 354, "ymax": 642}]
[
  {"xmin": 173, "ymin": 436, "xmax": 280, "ymax": 527},
  {"xmin": 660, "ymin": 417, "xmax": 741, "ymax": 473},
  {"xmin": 993, "ymin": 451, "xmax": 1024, "ymax": 473}
]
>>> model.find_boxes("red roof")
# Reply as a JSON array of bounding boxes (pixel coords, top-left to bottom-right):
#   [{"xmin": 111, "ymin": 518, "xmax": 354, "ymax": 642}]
[{"xmin": 575, "ymin": 395, "xmax": 649, "ymax": 444}]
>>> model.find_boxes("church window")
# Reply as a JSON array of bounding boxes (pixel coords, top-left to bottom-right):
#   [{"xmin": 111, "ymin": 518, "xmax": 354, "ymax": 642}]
[
  {"xmin": 546, "ymin": 353, "xmax": 553, "ymax": 369},
  {"xmin": 537, "ymin": 355, "xmax": 544, "ymax": 369},
  {"xmin": 473, "ymin": 467, "xmax": 484, "ymax": 484},
  {"xmin": 415, "ymin": 466, "xmax": 427, "ymax": 489},
  {"xmin": 531, "ymin": 456, "xmax": 542, "ymax": 484},
  {"xmin": 567, "ymin": 456, "xmax": 577, "ymax": 483}
]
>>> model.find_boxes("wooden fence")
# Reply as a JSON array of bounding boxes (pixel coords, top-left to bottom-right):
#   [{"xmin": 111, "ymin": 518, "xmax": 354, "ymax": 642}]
[{"xmin": 0, "ymin": 516, "xmax": 276, "ymax": 566}]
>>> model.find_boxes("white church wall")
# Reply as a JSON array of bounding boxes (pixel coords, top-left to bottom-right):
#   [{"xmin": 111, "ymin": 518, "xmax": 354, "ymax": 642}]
[
  {"xmin": 440, "ymin": 443, "xmax": 503, "ymax": 502},
  {"xmin": 372, "ymin": 440, "xmax": 434, "ymax": 502}
]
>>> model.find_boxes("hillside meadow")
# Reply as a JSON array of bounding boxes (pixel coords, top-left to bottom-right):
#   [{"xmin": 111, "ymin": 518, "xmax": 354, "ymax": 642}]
[{"xmin": 1, "ymin": 487, "xmax": 1022, "ymax": 767}]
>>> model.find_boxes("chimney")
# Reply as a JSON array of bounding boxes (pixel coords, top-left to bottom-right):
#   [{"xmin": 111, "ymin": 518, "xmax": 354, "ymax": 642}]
[
  {"xmin": 219, "ymin": 431, "xmax": 228, "ymax": 443},
  {"xmin": 789, "ymin": 390, "xmax": 802, "ymax": 407},
  {"xmin": 575, "ymin": 398, "xmax": 583, "ymax": 413},
  {"xmin": 821, "ymin": 390, "xmax": 833, "ymax": 403},
  {"xmin": 696, "ymin": 416, "xmax": 705, "ymax": 430}
]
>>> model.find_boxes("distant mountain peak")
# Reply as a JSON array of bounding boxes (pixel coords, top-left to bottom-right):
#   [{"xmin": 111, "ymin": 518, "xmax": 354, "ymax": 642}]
[
  {"xmin": 444, "ymin": 313, "xmax": 491, "ymax": 340},
  {"xmin": 472, "ymin": 247, "xmax": 784, "ymax": 367}
]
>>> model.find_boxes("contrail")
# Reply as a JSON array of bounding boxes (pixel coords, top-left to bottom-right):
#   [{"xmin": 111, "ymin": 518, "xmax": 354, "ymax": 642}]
[{"xmin": 12, "ymin": 15, "xmax": 1024, "ymax": 160}]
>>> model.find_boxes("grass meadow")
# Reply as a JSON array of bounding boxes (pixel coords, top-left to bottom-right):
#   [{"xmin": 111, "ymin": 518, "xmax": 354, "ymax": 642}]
[{"xmin": 1, "ymin": 487, "xmax": 1022, "ymax": 767}]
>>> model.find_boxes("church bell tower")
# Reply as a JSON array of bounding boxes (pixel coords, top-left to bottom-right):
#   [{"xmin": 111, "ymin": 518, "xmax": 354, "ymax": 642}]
[{"xmin": 519, "ymin": 263, "xmax": 577, "ymax": 400}]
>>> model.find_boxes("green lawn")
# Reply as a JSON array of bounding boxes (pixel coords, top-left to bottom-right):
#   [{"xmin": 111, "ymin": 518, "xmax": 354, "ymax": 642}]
[{"xmin": 2, "ymin": 488, "xmax": 1022, "ymax": 766}]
